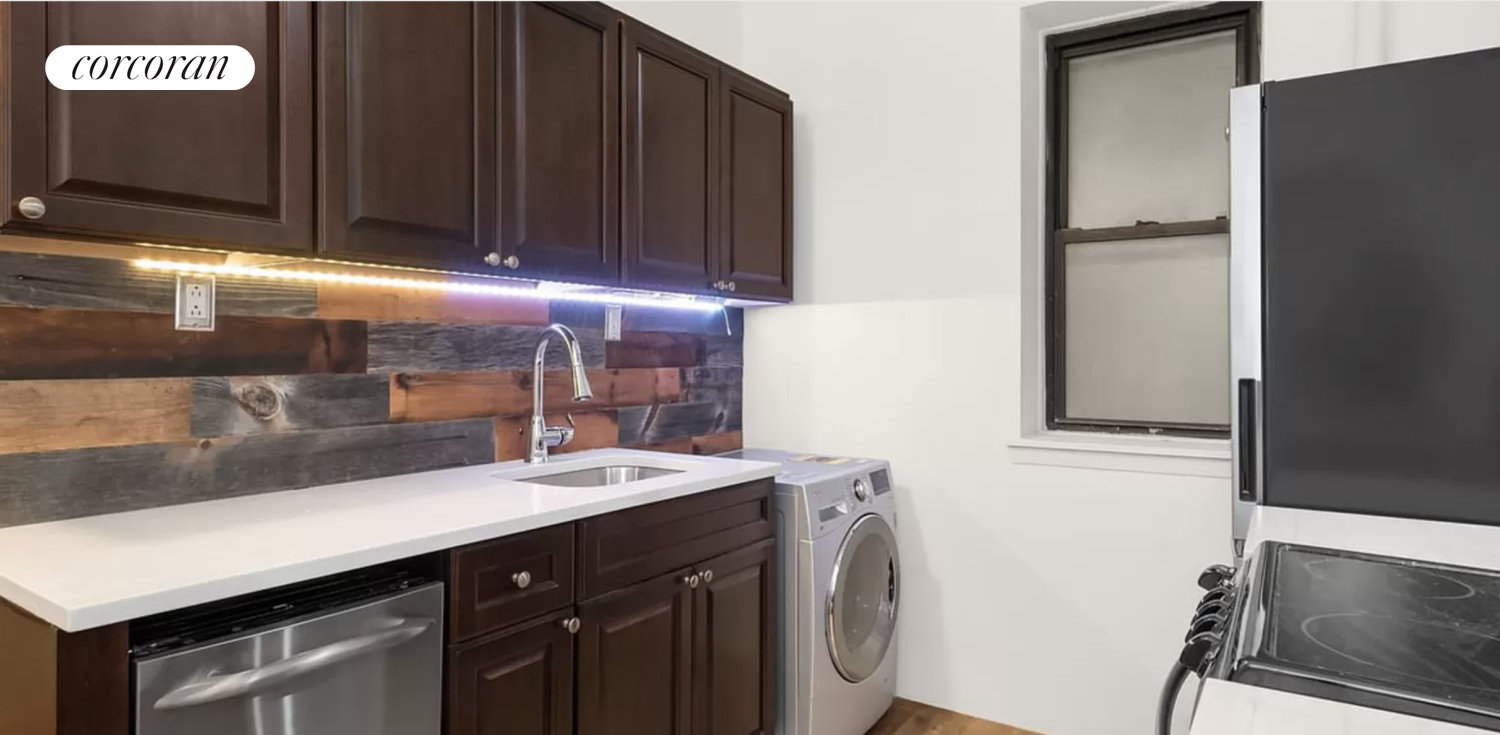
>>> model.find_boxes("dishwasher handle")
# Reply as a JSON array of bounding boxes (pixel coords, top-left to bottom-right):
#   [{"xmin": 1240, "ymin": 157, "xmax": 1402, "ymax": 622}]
[{"xmin": 153, "ymin": 617, "xmax": 435, "ymax": 711}]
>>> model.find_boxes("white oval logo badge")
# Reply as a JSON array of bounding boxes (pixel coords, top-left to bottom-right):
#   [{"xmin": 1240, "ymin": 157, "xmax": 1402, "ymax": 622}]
[{"xmin": 45, "ymin": 45, "xmax": 254, "ymax": 90}]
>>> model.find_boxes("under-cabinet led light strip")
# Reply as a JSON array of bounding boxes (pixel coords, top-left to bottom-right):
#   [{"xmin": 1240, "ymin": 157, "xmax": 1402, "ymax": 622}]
[{"xmin": 133, "ymin": 259, "xmax": 725, "ymax": 313}]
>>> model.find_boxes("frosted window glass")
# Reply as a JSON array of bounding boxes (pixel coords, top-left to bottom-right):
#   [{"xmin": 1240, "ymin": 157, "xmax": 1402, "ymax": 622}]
[
  {"xmin": 1064, "ymin": 234, "xmax": 1229, "ymax": 425},
  {"xmin": 1066, "ymin": 31, "xmax": 1237, "ymax": 229}
]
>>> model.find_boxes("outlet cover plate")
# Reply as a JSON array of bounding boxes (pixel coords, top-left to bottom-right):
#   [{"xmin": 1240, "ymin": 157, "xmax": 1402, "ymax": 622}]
[
  {"xmin": 604, "ymin": 304, "xmax": 623, "ymax": 341},
  {"xmin": 175, "ymin": 274, "xmax": 216, "ymax": 331}
]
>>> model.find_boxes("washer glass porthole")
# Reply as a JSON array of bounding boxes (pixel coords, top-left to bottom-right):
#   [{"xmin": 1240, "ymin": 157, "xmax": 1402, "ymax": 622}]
[{"xmin": 826, "ymin": 513, "xmax": 900, "ymax": 683}]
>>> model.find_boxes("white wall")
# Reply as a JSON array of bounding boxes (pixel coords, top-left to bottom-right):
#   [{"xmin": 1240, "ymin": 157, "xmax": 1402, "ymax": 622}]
[
  {"xmin": 608, "ymin": 1, "xmax": 743, "ymax": 65},
  {"xmin": 731, "ymin": 2, "xmax": 1500, "ymax": 735},
  {"xmin": 736, "ymin": 5, "xmax": 1226, "ymax": 733}
]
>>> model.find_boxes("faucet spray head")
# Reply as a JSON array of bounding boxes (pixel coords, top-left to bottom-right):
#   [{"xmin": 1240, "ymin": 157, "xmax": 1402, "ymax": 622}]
[{"xmin": 571, "ymin": 360, "xmax": 593, "ymax": 402}]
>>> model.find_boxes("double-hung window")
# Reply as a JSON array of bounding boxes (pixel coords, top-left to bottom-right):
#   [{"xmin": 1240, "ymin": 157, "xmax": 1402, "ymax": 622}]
[{"xmin": 1045, "ymin": 2, "xmax": 1260, "ymax": 437}]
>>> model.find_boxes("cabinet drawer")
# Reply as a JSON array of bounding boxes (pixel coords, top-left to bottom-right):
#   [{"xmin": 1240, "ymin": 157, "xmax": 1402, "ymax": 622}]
[
  {"xmin": 578, "ymin": 479, "xmax": 773, "ymax": 599},
  {"xmin": 451, "ymin": 524, "xmax": 575, "ymax": 642}
]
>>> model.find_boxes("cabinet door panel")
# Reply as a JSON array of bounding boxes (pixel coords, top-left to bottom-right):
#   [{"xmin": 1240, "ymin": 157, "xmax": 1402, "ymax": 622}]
[
  {"xmin": 498, "ymin": 2, "xmax": 619, "ymax": 283},
  {"xmin": 319, "ymin": 1, "xmax": 495, "ymax": 270},
  {"xmin": 720, "ymin": 71, "xmax": 793, "ymax": 301},
  {"xmin": 449, "ymin": 609, "xmax": 576, "ymax": 735},
  {"xmin": 694, "ymin": 539, "xmax": 775, "ymax": 735},
  {"xmin": 578, "ymin": 569, "xmax": 694, "ymax": 735},
  {"xmin": 623, "ymin": 21, "xmax": 719, "ymax": 294},
  {"xmin": 2, "ymin": 2, "xmax": 314, "ymax": 251}
]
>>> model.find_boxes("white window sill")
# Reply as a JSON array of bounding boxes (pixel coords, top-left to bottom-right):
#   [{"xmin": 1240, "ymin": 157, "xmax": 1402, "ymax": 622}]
[{"xmin": 1009, "ymin": 431, "xmax": 1231, "ymax": 478}]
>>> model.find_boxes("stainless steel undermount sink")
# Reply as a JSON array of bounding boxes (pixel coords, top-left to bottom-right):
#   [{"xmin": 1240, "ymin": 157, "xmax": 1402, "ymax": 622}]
[{"xmin": 522, "ymin": 465, "xmax": 683, "ymax": 488}]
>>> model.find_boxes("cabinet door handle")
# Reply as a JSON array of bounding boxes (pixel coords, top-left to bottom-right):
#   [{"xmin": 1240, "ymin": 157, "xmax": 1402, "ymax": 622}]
[
  {"xmin": 700, "ymin": 569, "xmax": 714, "ymax": 584},
  {"xmin": 560, "ymin": 616, "xmax": 581, "ymax": 634},
  {"xmin": 16, "ymin": 197, "xmax": 45, "ymax": 220},
  {"xmin": 503, "ymin": 255, "xmax": 520, "ymax": 269},
  {"xmin": 681, "ymin": 573, "xmax": 700, "ymax": 589},
  {"xmin": 512, "ymin": 571, "xmax": 532, "ymax": 589},
  {"xmin": 727, "ymin": 281, "xmax": 737, "ymax": 292}
]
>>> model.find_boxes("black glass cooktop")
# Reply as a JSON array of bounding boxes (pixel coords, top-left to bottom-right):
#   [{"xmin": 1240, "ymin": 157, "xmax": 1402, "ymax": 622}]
[{"xmin": 1224, "ymin": 543, "xmax": 1500, "ymax": 730}]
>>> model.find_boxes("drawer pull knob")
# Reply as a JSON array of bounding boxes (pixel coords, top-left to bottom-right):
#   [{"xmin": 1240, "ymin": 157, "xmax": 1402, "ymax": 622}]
[
  {"xmin": 681, "ymin": 573, "xmax": 700, "ymax": 589},
  {"xmin": 560, "ymin": 616, "xmax": 581, "ymax": 634},
  {"xmin": 512, "ymin": 571, "xmax": 532, "ymax": 589},
  {"xmin": 701, "ymin": 569, "xmax": 714, "ymax": 584},
  {"xmin": 17, "ymin": 197, "xmax": 45, "ymax": 220}
]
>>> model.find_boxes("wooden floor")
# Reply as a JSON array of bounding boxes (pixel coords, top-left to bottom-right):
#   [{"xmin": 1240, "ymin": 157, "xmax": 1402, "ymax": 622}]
[{"xmin": 867, "ymin": 698, "xmax": 1041, "ymax": 735}]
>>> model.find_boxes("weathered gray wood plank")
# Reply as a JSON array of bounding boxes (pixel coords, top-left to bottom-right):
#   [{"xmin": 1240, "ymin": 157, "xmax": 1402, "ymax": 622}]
[
  {"xmin": 618, "ymin": 402, "xmax": 725, "ymax": 446},
  {"xmin": 0, "ymin": 418, "xmax": 495, "ymax": 527},
  {"xmin": 368, "ymin": 322, "xmax": 606, "ymax": 372},
  {"xmin": 0, "ymin": 251, "xmax": 317, "ymax": 317},
  {"xmin": 704, "ymin": 332, "xmax": 743, "ymax": 367},
  {"xmin": 683, "ymin": 367, "xmax": 742, "ymax": 432},
  {"xmin": 192, "ymin": 375, "xmax": 391, "ymax": 437}
]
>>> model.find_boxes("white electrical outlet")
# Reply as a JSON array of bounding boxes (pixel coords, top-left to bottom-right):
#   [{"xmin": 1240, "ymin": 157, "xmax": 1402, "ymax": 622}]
[
  {"xmin": 604, "ymin": 304, "xmax": 623, "ymax": 341},
  {"xmin": 175, "ymin": 275, "xmax": 216, "ymax": 331}
]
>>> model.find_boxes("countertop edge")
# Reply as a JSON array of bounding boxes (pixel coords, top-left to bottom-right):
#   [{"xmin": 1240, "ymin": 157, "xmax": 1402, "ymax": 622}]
[{"xmin": 1, "ymin": 462, "xmax": 779, "ymax": 633}]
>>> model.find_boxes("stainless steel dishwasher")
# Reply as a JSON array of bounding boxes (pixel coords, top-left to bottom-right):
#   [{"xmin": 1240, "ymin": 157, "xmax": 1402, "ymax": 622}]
[{"xmin": 131, "ymin": 569, "xmax": 444, "ymax": 735}]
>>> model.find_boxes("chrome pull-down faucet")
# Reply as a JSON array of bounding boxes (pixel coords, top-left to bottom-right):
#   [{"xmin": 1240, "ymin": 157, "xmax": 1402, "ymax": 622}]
[{"xmin": 527, "ymin": 324, "xmax": 594, "ymax": 464}]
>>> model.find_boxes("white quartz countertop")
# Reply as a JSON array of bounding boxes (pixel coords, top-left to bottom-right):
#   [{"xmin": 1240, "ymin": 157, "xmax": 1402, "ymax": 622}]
[{"xmin": 0, "ymin": 448, "xmax": 779, "ymax": 632}]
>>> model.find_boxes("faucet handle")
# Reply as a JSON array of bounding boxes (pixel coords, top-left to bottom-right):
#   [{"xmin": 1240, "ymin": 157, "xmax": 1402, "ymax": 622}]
[{"xmin": 566, "ymin": 413, "xmax": 576, "ymax": 428}]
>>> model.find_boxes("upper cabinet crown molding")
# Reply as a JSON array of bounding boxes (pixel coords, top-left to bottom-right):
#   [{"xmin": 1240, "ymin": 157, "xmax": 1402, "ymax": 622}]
[{"xmin": 0, "ymin": 1, "xmax": 794, "ymax": 301}]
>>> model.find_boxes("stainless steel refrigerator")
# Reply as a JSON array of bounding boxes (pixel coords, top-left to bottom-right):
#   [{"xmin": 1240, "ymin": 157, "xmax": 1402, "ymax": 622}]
[{"xmin": 1230, "ymin": 47, "xmax": 1500, "ymax": 558}]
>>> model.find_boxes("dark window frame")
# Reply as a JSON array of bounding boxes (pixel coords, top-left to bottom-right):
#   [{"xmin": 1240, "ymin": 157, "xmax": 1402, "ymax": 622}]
[{"xmin": 1044, "ymin": 2, "xmax": 1260, "ymax": 438}]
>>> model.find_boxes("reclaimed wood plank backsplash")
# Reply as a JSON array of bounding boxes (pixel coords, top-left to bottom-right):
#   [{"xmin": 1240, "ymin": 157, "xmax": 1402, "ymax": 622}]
[{"xmin": 0, "ymin": 249, "xmax": 744, "ymax": 527}]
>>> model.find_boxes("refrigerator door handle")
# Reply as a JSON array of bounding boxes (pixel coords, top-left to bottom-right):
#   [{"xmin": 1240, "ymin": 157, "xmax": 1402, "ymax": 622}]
[{"xmin": 1236, "ymin": 378, "xmax": 1259, "ymax": 502}]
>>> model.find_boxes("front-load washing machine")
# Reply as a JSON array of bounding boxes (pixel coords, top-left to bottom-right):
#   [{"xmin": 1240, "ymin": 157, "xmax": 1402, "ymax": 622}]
[{"xmin": 722, "ymin": 449, "xmax": 899, "ymax": 735}]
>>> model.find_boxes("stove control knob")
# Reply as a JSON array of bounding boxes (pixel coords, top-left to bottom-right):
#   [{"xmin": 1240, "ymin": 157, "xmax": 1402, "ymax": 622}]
[
  {"xmin": 1197, "ymin": 564, "xmax": 1234, "ymax": 591},
  {"xmin": 1185, "ymin": 612, "xmax": 1228, "ymax": 642},
  {"xmin": 1194, "ymin": 598, "xmax": 1228, "ymax": 619},
  {"xmin": 1180, "ymin": 631, "xmax": 1222, "ymax": 675},
  {"xmin": 1199, "ymin": 588, "xmax": 1229, "ymax": 606}
]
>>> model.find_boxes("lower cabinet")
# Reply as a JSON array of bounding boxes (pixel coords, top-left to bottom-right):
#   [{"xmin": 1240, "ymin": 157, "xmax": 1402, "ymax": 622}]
[
  {"xmin": 694, "ymin": 539, "xmax": 776, "ymax": 735},
  {"xmin": 447, "ymin": 480, "xmax": 776, "ymax": 735},
  {"xmin": 449, "ymin": 608, "xmax": 577, "ymax": 735},
  {"xmin": 577, "ymin": 569, "xmax": 696, "ymax": 735}
]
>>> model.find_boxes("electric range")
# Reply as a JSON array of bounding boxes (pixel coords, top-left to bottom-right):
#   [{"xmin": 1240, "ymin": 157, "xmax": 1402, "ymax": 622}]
[{"xmin": 1196, "ymin": 542, "xmax": 1500, "ymax": 731}]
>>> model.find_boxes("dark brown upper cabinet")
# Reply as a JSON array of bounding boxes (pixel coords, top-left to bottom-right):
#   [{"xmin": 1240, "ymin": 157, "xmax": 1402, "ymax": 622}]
[
  {"xmin": 449, "ymin": 608, "xmax": 576, "ymax": 735},
  {"xmin": 318, "ymin": 1, "xmax": 497, "ymax": 270},
  {"xmin": 622, "ymin": 20, "xmax": 721, "ymax": 296},
  {"xmin": 495, "ymin": 2, "xmax": 621, "ymax": 284},
  {"xmin": 719, "ymin": 69, "xmax": 794, "ymax": 302},
  {"xmin": 0, "ymin": 2, "xmax": 315, "ymax": 252}
]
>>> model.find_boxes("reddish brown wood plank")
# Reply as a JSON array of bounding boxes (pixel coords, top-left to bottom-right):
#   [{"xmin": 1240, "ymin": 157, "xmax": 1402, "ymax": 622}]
[
  {"xmin": 496, "ymin": 410, "xmax": 620, "ymax": 461},
  {"xmin": 0, "ymin": 379, "xmax": 191, "ymax": 454},
  {"xmin": 691, "ymin": 431, "xmax": 742, "ymax": 456},
  {"xmin": 392, "ymin": 368, "xmax": 680, "ymax": 422},
  {"xmin": 606, "ymin": 332, "xmax": 705, "ymax": 368},
  {"xmin": 318, "ymin": 282, "xmax": 551, "ymax": 325},
  {"xmin": 0, "ymin": 307, "xmax": 367, "ymax": 379}
]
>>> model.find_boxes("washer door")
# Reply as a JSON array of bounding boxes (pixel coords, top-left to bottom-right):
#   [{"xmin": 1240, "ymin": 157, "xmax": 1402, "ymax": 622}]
[{"xmin": 826, "ymin": 513, "xmax": 900, "ymax": 683}]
